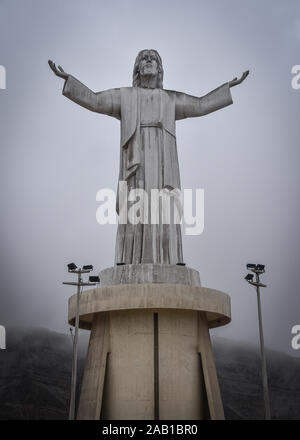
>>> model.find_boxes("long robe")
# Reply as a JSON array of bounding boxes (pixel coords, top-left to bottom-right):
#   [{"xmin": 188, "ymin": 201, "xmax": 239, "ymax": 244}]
[{"xmin": 62, "ymin": 76, "xmax": 233, "ymax": 264}]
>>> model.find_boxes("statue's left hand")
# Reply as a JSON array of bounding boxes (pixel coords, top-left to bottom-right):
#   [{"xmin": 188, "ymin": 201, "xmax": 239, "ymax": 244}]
[{"xmin": 229, "ymin": 70, "xmax": 249, "ymax": 88}]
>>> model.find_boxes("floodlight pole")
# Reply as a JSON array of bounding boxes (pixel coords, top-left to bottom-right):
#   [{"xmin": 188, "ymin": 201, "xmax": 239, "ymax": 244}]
[
  {"xmin": 63, "ymin": 268, "xmax": 95, "ymax": 420},
  {"xmin": 70, "ymin": 270, "xmax": 80, "ymax": 421},
  {"xmin": 255, "ymin": 271, "xmax": 271, "ymax": 421},
  {"xmin": 246, "ymin": 267, "xmax": 271, "ymax": 420}
]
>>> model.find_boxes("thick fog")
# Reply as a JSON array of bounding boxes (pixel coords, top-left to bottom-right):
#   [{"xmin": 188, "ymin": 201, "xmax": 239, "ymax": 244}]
[{"xmin": 0, "ymin": 0, "xmax": 300, "ymax": 356}]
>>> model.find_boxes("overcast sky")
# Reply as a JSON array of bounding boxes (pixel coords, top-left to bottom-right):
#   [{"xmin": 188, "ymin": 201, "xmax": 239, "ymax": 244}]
[{"xmin": 0, "ymin": 0, "xmax": 300, "ymax": 356}]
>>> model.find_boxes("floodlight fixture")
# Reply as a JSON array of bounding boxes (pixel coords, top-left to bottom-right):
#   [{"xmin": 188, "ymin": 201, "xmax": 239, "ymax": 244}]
[
  {"xmin": 67, "ymin": 262, "xmax": 77, "ymax": 271},
  {"xmin": 83, "ymin": 265, "xmax": 93, "ymax": 271},
  {"xmin": 246, "ymin": 263, "xmax": 256, "ymax": 270},
  {"xmin": 245, "ymin": 273, "xmax": 254, "ymax": 282},
  {"xmin": 256, "ymin": 264, "xmax": 265, "ymax": 272},
  {"xmin": 89, "ymin": 276, "xmax": 100, "ymax": 283}
]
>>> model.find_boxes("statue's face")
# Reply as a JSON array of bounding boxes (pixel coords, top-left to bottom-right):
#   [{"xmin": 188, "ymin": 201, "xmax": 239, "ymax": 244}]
[{"xmin": 139, "ymin": 50, "xmax": 159, "ymax": 78}]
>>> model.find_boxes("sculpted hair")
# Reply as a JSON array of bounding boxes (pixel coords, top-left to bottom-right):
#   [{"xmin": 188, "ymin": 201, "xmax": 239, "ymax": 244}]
[{"xmin": 132, "ymin": 49, "xmax": 164, "ymax": 88}]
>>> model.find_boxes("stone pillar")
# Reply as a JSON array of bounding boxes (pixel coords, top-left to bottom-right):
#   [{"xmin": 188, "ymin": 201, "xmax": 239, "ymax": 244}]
[{"xmin": 68, "ymin": 265, "xmax": 231, "ymax": 420}]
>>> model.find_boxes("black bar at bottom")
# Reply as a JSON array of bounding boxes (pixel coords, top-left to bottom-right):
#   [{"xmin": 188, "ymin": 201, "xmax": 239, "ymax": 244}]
[{"xmin": 154, "ymin": 312, "xmax": 159, "ymax": 420}]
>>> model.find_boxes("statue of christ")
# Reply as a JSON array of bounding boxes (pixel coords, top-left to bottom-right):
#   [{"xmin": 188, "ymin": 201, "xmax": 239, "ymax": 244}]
[{"xmin": 49, "ymin": 50, "xmax": 248, "ymax": 265}]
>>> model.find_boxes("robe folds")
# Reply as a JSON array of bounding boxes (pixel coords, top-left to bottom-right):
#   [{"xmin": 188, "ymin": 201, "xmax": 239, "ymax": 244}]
[{"xmin": 62, "ymin": 76, "xmax": 233, "ymax": 264}]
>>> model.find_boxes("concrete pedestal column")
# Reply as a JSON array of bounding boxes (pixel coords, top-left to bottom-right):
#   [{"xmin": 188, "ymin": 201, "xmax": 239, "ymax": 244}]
[
  {"xmin": 99, "ymin": 309, "xmax": 205, "ymax": 420},
  {"xmin": 68, "ymin": 271, "xmax": 231, "ymax": 420}
]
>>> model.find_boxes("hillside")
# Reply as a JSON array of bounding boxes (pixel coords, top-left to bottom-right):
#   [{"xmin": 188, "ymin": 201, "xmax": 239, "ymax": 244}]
[{"xmin": 0, "ymin": 327, "xmax": 299, "ymax": 420}]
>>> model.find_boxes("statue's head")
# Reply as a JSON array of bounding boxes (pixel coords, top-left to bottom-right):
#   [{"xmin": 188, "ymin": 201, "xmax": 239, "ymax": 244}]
[{"xmin": 133, "ymin": 49, "xmax": 163, "ymax": 88}]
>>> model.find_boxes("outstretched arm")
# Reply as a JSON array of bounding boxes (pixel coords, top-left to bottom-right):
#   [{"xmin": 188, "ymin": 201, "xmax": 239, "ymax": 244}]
[
  {"xmin": 48, "ymin": 60, "xmax": 121, "ymax": 119},
  {"xmin": 175, "ymin": 70, "xmax": 249, "ymax": 120}
]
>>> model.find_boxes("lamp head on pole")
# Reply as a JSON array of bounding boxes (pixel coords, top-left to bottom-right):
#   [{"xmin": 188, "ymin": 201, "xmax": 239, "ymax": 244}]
[
  {"xmin": 245, "ymin": 273, "xmax": 254, "ymax": 282},
  {"xmin": 255, "ymin": 264, "xmax": 265, "ymax": 273},
  {"xmin": 246, "ymin": 263, "xmax": 256, "ymax": 270},
  {"xmin": 83, "ymin": 265, "xmax": 93, "ymax": 271},
  {"xmin": 89, "ymin": 276, "xmax": 100, "ymax": 284},
  {"xmin": 67, "ymin": 262, "xmax": 77, "ymax": 272}
]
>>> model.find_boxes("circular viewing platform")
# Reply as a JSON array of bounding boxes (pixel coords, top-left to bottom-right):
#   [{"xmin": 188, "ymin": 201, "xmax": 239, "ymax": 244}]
[{"xmin": 68, "ymin": 283, "xmax": 231, "ymax": 330}]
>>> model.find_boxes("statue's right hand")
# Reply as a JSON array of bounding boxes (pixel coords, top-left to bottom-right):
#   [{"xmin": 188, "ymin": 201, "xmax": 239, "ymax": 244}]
[{"xmin": 48, "ymin": 60, "xmax": 69, "ymax": 80}]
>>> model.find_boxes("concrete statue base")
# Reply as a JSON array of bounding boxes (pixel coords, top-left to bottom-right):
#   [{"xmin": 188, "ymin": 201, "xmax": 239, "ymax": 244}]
[
  {"xmin": 68, "ymin": 264, "xmax": 231, "ymax": 420},
  {"xmin": 99, "ymin": 264, "xmax": 201, "ymax": 287}
]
